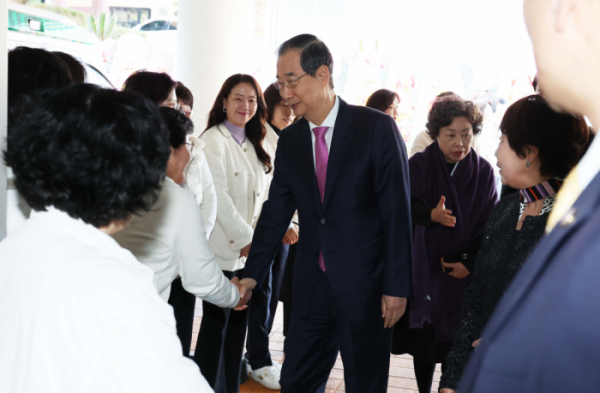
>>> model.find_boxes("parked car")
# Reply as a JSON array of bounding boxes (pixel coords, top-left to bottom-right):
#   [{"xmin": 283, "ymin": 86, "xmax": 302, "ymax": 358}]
[{"xmin": 7, "ymin": 3, "xmax": 115, "ymax": 89}]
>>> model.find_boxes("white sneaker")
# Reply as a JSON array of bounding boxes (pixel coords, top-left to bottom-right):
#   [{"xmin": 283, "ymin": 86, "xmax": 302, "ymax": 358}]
[
  {"xmin": 251, "ymin": 365, "xmax": 281, "ymax": 390},
  {"xmin": 273, "ymin": 362, "xmax": 282, "ymax": 374}
]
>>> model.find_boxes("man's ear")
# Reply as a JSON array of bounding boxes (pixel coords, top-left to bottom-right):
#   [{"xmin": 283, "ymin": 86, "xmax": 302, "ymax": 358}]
[{"xmin": 316, "ymin": 64, "xmax": 331, "ymax": 88}]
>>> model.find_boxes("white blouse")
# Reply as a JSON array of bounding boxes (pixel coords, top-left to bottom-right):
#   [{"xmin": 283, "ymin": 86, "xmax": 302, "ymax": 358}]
[
  {"xmin": 0, "ymin": 207, "xmax": 212, "ymax": 393},
  {"xmin": 112, "ymin": 177, "xmax": 239, "ymax": 307},
  {"xmin": 201, "ymin": 123, "xmax": 273, "ymax": 272}
]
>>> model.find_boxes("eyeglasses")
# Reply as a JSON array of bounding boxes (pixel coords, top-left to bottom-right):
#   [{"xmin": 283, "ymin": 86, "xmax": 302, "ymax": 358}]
[
  {"xmin": 161, "ymin": 101, "xmax": 181, "ymax": 111},
  {"xmin": 273, "ymin": 73, "xmax": 307, "ymax": 91}
]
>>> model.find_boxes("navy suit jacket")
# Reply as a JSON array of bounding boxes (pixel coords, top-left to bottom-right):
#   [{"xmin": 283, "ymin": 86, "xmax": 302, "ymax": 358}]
[
  {"xmin": 243, "ymin": 98, "xmax": 413, "ymax": 322},
  {"xmin": 459, "ymin": 171, "xmax": 600, "ymax": 392}
]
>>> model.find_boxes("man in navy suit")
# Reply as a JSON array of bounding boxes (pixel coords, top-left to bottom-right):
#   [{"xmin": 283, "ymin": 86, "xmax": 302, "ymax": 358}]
[
  {"xmin": 457, "ymin": 1, "xmax": 600, "ymax": 392},
  {"xmin": 240, "ymin": 34, "xmax": 413, "ymax": 393}
]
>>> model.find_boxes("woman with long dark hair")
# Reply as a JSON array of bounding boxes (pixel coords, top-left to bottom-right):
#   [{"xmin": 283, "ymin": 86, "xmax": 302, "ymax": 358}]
[
  {"xmin": 194, "ymin": 74, "xmax": 274, "ymax": 393},
  {"xmin": 366, "ymin": 88, "xmax": 400, "ymax": 119}
]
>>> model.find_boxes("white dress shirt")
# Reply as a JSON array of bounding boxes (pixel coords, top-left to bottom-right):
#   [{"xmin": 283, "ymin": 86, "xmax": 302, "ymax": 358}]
[
  {"xmin": 112, "ymin": 177, "xmax": 239, "ymax": 306},
  {"xmin": 182, "ymin": 136, "xmax": 218, "ymax": 240},
  {"xmin": 309, "ymin": 95, "xmax": 340, "ymax": 168},
  {"xmin": 0, "ymin": 207, "xmax": 212, "ymax": 393}
]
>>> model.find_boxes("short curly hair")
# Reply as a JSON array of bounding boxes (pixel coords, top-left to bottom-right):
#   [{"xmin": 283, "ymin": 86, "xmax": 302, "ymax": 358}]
[
  {"xmin": 426, "ymin": 98, "xmax": 483, "ymax": 139},
  {"xmin": 159, "ymin": 107, "xmax": 193, "ymax": 149},
  {"xmin": 500, "ymin": 95, "xmax": 589, "ymax": 179},
  {"xmin": 4, "ymin": 84, "xmax": 171, "ymax": 228}
]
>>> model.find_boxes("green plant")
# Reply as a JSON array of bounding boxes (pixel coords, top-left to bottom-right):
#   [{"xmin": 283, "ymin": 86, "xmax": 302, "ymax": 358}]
[{"xmin": 87, "ymin": 13, "xmax": 117, "ymax": 41}]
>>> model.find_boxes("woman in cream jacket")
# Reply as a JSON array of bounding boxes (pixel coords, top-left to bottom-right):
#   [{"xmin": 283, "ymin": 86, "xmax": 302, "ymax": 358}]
[{"xmin": 194, "ymin": 74, "xmax": 273, "ymax": 393}]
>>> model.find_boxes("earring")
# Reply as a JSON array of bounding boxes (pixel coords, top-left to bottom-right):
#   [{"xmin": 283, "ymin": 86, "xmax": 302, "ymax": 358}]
[
  {"xmin": 526, "ymin": 160, "xmax": 531, "ymax": 168},
  {"xmin": 223, "ymin": 108, "xmax": 226, "ymax": 113}
]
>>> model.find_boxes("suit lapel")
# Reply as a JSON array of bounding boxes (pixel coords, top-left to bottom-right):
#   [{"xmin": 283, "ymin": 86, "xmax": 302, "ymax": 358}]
[
  {"xmin": 296, "ymin": 120, "xmax": 322, "ymax": 211},
  {"xmin": 484, "ymin": 172, "xmax": 600, "ymax": 341},
  {"xmin": 322, "ymin": 100, "xmax": 354, "ymax": 210}
]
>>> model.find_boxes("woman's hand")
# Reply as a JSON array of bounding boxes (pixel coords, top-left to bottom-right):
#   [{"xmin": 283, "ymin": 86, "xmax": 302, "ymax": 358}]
[
  {"xmin": 431, "ymin": 196, "xmax": 456, "ymax": 227},
  {"xmin": 472, "ymin": 338, "xmax": 481, "ymax": 348},
  {"xmin": 442, "ymin": 261, "xmax": 470, "ymax": 279},
  {"xmin": 239, "ymin": 242, "xmax": 251, "ymax": 258},
  {"xmin": 283, "ymin": 224, "xmax": 299, "ymax": 245},
  {"xmin": 440, "ymin": 389, "xmax": 456, "ymax": 393}
]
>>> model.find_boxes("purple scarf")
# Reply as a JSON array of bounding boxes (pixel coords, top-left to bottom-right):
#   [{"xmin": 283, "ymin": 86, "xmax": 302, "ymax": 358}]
[{"xmin": 409, "ymin": 141, "xmax": 497, "ymax": 341}]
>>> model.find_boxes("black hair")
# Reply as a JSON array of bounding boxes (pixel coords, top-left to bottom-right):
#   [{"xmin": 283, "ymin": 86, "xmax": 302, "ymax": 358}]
[
  {"xmin": 365, "ymin": 89, "xmax": 400, "ymax": 113},
  {"xmin": 263, "ymin": 84, "xmax": 286, "ymax": 123},
  {"xmin": 4, "ymin": 84, "xmax": 171, "ymax": 228},
  {"xmin": 278, "ymin": 34, "xmax": 335, "ymax": 89},
  {"xmin": 426, "ymin": 99, "xmax": 484, "ymax": 139},
  {"xmin": 53, "ymin": 51, "xmax": 87, "ymax": 84},
  {"xmin": 500, "ymin": 95, "xmax": 589, "ymax": 179},
  {"xmin": 8, "ymin": 46, "xmax": 72, "ymax": 128},
  {"xmin": 122, "ymin": 70, "xmax": 177, "ymax": 105},
  {"xmin": 159, "ymin": 107, "xmax": 193, "ymax": 149},
  {"xmin": 205, "ymin": 74, "xmax": 272, "ymax": 173},
  {"xmin": 176, "ymin": 81, "xmax": 194, "ymax": 108}
]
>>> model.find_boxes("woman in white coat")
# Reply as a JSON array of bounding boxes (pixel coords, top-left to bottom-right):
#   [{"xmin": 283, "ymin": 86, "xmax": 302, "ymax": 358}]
[{"xmin": 194, "ymin": 74, "xmax": 273, "ymax": 393}]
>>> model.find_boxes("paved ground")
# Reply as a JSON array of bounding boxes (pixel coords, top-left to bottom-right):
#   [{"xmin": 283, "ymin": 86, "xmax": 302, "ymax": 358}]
[{"xmin": 191, "ymin": 301, "xmax": 442, "ymax": 393}]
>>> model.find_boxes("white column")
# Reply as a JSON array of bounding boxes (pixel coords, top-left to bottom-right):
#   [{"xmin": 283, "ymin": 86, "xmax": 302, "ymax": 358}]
[
  {"xmin": 176, "ymin": 0, "xmax": 271, "ymax": 133},
  {"xmin": 0, "ymin": 0, "xmax": 7, "ymax": 240}
]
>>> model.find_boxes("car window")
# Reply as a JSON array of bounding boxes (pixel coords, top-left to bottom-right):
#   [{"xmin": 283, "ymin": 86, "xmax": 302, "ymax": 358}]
[{"xmin": 140, "ymin": 20, "xmax": 167, "ymax": 31}]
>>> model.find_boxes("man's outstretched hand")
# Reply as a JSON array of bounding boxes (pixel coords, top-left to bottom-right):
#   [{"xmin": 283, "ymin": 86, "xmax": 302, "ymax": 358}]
[
  {"xmin": 231, "ymin": 278, "xmax": 258, "ymax": 311},
  {"xmin": 231, "ymin": 277, "xmax": 252, "ymax": 310},
  {"xmin": 381, "ymin": 295, "xmax": 407, "ymax": 328}
]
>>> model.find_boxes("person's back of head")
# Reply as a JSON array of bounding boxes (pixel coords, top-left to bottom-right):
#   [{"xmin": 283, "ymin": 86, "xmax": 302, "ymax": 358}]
[
  {"xmin": 8, "ymin": 47, "xmax": 72, "ymax": 128},
  {"xmin": 4, "ymin": 84, "xmax": 171, "ymax": 228},
  {"xmin": 159, "ymin": 107, "xmax": 193, "ymax": 149},
  {"xmin": 53, "ymin": 52, "xmax": 86, "ymax": 84},
  {"xmin": 122, "ymin": 70, "xmax": 177, "ymax": 106}
]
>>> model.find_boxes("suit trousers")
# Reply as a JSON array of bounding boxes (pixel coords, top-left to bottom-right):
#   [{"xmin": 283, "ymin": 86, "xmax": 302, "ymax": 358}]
[
  {"xmin": 245, "ymin": 243, "xmax": 289, "ymax": 369},
  {"xmin": 194, "ymin": 269, "xmax": 249, "ymax": 393},
  {"xmin": 167, "ymin": 277, "xmax": 196, "ymax": 356},
  {"xmin": 281, "ymin": 269, "xmax": 392, "ymax": 393}
]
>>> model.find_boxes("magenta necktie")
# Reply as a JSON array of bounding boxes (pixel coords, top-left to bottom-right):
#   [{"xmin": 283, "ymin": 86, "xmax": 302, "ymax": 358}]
[{"xmin": 313, "ymin": 126, "xmax": 329, "ymax": 271}]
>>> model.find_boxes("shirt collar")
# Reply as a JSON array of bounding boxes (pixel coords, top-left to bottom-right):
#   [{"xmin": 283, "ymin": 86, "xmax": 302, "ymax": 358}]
[{"xmin": 308, "ymin": 95, "xmax": 340, "ymax": 131}]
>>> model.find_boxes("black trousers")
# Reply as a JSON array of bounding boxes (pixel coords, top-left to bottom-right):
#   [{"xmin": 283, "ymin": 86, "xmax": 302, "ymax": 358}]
[
  {"xmin": 280, "ymin": 270, "xmax": 392, "ymax": 393},
  {"xmin": 167, "ymin": 277, "xmax": 196, "ymax": 356},
  {"xmin": 245, "ymin": 243, "xmax": 289, "ymax": 369},
  {"xmin": 194, "ymin": 269, "xmax": 249, "ymax": 393}
]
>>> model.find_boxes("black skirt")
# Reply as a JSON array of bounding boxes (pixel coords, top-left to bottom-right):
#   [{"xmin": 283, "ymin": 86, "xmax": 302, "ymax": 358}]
[{"xmin": 391, "ymin": 299, "xmax": 453, "ymax": 364}]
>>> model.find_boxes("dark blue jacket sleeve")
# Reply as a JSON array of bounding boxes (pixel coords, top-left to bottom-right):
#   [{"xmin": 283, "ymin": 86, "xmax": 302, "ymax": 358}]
[
  {"xmin": 371, "ymin": 116, "xmax": 413, "ymax": 297},
  {"xmin": 243, "ymin": 137, "xmax": 297, "ymax": 287}
]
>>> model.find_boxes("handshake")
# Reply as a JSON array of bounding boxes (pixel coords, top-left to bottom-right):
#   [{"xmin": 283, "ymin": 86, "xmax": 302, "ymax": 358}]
[{"xmin": 230, "ymin": 277, "xmax": 258, "ymax": 311}]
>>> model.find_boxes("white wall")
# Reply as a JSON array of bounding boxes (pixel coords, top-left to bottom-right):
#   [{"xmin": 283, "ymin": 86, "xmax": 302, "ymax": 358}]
[{"xmin": 0, "ymin": 0, "xmax": 7, "ymax": 241}]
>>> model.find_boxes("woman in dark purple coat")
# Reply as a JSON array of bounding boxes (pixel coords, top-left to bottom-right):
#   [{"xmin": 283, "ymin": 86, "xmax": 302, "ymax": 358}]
[{"xmin": 392, "ymin": 98, "xmax": 498, "ymax": 393}]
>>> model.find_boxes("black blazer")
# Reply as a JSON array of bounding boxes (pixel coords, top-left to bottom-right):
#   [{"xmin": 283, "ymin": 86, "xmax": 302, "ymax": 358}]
[
  {"xmin": 243, "ymin": 98, "xmax": 413, "ymax": 322},
  {"xmin": 458, "ymin": 171, "xmax": 600, "ymax": 392}
]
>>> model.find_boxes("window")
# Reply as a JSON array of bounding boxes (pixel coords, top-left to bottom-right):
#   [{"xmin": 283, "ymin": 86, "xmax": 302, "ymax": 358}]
[
  {"xmin": 109, "ymin": 7, "xmax": 151, "ymax": 29},
  {"xmin": 140, "ymin": 20, "xmax": 167, "ymax": 31}
]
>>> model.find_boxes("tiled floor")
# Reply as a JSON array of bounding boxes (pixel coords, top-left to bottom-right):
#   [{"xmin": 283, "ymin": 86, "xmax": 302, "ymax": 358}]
[{"xmin": 191, "ymin": 301, "xmax": 442, "ymax": 393}]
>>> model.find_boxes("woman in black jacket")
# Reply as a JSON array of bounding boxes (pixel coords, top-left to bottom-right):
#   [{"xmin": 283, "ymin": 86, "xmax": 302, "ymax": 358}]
[{"xmin": 439, "ymin": 95, "xmax": 590, "ymax": 392}]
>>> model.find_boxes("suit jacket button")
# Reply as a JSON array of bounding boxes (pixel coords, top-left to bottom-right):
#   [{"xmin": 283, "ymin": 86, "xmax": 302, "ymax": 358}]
[
  {"xmin": 230, "ymin": 240, "xmax": 234, "ymax": 244},
  {"xmin": 235, "ymin": 172, "xmax": 239, "ymax": 176},
  {"xmin": 257, "ymin": 192, "xmax": 261, "ymax": 196},
  {"xmin": 244, "ymin": 148, "xmax": 247, "ymax": 152},
  {"xmin": 321, "ymin": 219, "xmax": 326, "ymax": 224}
]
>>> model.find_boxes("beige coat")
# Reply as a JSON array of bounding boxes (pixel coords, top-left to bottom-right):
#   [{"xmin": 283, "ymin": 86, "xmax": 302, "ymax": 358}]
[{"xmin": 201, "ymin": 123, "xmax": 273, "ymax": 271}]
